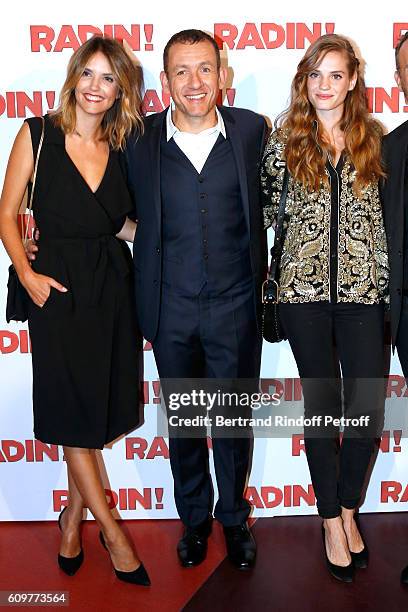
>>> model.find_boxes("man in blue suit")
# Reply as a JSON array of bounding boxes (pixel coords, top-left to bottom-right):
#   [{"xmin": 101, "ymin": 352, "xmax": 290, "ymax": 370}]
[
  {"xmin": 382, "ymin": 30, "xmax": 408, "ymax": 585},
  {"xmin": 124, "ymin": 29, "xmax": 267, "ymax": 569}
]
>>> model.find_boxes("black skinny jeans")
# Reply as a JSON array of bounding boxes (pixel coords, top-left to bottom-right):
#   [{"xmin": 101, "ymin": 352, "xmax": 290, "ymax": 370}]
[{"xmin": 279, "ymin": 301, "xmax": 385, "ymax": 518}]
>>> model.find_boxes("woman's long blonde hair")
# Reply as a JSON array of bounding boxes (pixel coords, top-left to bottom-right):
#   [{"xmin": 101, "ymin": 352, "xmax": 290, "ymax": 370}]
[
  {"xmin": 278, "ymin": 34, "xmax": 385, "ymax": 192},
  {"xmin": 52, "ymin": 36, "xmax": 144, "ymax": 149}
]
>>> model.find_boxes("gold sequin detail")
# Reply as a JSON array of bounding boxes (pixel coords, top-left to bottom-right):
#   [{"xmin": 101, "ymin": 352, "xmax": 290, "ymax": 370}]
[{"xmin": 261, "ymin": 130, "xmax": 389, "ymax": 305}]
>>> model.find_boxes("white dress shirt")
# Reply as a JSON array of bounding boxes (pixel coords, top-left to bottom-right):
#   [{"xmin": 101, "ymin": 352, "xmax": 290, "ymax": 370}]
[{"xmin": 166, "ymin": 107, "xmax": 226, "ymax": 174}]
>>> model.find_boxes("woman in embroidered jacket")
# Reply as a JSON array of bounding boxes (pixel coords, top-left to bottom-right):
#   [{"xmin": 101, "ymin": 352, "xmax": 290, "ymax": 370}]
[{"xmin": 261, "ymin": 34, "xmax": 388, "ymax": 582}]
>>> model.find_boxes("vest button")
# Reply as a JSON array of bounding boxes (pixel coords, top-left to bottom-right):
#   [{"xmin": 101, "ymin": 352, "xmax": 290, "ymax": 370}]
[
  {"xmin": 204, "ymin": 254, "xmax": 209, "ymax": 260},
  {"xmin": 199, "ymin": 193, "xmax": 207, "ymax": 199},
  {"xmin": 198, "ymin": 177, "xmax": 204, "ymax": 183},
  {"xmin": 201, "ymin": 209, "xmax": 207, "ymax": 214},
  {"xmin": 156, "ymin": 247, "xmax": 160, "ymax": 254}
]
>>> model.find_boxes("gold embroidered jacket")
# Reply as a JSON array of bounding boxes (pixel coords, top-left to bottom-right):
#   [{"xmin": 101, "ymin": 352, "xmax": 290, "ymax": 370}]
[{"xmin": 261, "ymin": 130, "xmax": 389, "ymax": 304}]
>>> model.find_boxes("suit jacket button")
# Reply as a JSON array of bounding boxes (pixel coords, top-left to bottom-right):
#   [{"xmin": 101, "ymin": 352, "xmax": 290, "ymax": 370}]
[{"xmin": 156, "ymin": 248, "xmax": 160, "ymax": 254}]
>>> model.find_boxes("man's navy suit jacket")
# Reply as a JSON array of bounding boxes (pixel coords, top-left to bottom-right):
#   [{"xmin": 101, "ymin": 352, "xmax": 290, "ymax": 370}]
[
  {"xmin": 382, "ymin": 120, "xmax": 408, "ymax": 345},
  {"xmin": 123, "ymin": 105, "xmax": 268, "ymax": 343}
]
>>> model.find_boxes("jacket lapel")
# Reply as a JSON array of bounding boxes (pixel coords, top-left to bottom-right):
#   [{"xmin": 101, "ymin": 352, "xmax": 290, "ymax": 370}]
[
  {"xmin": 219, "ymin": 106, "xmax": 251, "ymax": 233},
  {"xmin": 148, "ymin": 110, "xmax": 166, "ymax": 234},
  {"xmin": 384, "ymin": 136, "xmax": 406, "ymax": 245}
]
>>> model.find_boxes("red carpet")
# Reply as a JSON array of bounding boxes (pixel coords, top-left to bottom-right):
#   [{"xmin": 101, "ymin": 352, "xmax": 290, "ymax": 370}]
[
  {"xmin": 0, "ymin": 514, "xmax": 407, "ymax": 611},
  {"xmin": 0, "ymin": 519, "xmax": 224, "ymax": 611}
]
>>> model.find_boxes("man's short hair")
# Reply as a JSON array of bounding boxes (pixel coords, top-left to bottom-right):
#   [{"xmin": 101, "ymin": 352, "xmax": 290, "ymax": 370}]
[
  {"xmin": 395, "ymin": 31, "xmax": 408, "ymax": 71},
  {"xmin": 163, "ymin": 29, "xmax": 221, "ymax": 74}
]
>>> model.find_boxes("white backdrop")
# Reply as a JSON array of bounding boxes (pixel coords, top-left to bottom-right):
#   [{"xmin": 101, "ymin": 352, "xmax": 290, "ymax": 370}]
[{"xmin": 1, "ymin": 0, "xmax": 407, "ymax": 520}]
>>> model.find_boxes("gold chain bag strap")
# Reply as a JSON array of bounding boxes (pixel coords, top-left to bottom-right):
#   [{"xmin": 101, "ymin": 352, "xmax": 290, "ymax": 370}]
[{"xmin": 6, "ymin": 117, "xmax": 45, "ymax": 323}]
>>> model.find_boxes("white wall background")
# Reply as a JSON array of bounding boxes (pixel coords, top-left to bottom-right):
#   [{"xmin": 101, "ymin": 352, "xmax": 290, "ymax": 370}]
[{"xmin": 1, "ymin": 0, "xmax": 407, "ymax": 520}]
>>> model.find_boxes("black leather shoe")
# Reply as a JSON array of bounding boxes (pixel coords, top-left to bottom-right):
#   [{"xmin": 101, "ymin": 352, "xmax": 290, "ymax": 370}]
[
  {"xmin": 322, "ymin": 525, "xmax": 354, "ymax": 583},
  {"xmin": 177, "ymin": 517, "xmax": 213, "ymax": 567},
  {"xmin": 99, "ymin": 531, "xmax": 151, "ymax": 586},
  {"xmin": 223, "ymin": 523, "xmax": 256, "ymax": 570},
  {"xmin": 57, "ymin": 507, "xmax": 84, "ymax": 576},
  {"xmin": 401, "ymin": 565, "xmax": 408, "ymax": 584},
  {"xmin": 349, "ymin": 516, "xmax": 369, "ymax": 569}
]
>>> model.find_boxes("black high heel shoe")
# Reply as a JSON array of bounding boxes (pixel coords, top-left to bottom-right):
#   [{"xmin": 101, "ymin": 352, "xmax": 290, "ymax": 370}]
[
  {"xmin": 99, "ymin": 531, "xmax": 151, "ymax": 586},
  {"xmin": 57, "ymin": 507, "xmax": 84, "ymax": 576},
  {"xmin": 322, "ymin": 524, "xmax": 354, "ymax": 583},
  {"xmin": 349, "ymin": 515, "xmax": 369, "ymax": 569}
]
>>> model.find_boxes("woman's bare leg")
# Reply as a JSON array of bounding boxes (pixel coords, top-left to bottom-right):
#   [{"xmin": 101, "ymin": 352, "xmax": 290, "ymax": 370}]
[
  {"xmin": 341, "ymin": 506, "xmax": 364, "ymax": 553},
  {"xmin": 323, "ymin": 517, "xmax": 352, "ymax": 566},
  {"xmin": 63, "ymin": 446, "xmax": 141, "ymax": 572},
  {"xmin": 59, "ymin": 464, "xmax": 85, "ymax": 558}
]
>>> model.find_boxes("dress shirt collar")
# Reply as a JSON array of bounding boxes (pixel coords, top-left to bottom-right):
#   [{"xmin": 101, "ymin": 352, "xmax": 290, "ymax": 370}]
[{"xmin": 166, "ymin": 106, "xmax": 226, "ymax": 141}]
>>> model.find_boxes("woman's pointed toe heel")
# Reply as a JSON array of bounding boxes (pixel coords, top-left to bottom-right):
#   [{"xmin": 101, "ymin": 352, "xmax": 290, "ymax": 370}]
[
  {"xmin": 350, "ymin": 546, "xmax": 369, "ymax": 569},
  {"xmin": 57, "ymin": 507, "xmax": 84, "ymax": 576},
  {"xmin": 58, "ymin": 549, "xmax": 84, "ymax": 576},
  {"xmin": 326, "ymin": 555, "xmax": 354, "ymax": 583},
  {"xmin": 322, "ymin": 525, "xmax": 354, "ymax": 583},
  {"xmin": 99, "ymin": 530, "xmax": 151, "ymax": 586},
  {"xmin": 114, "ymin": 563, "xmax": 151, "ymax": 586}
]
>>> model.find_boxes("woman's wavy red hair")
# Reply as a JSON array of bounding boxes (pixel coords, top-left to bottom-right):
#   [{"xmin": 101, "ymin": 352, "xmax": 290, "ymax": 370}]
[{"xmin": 278, "ymin": 34, "xmax": 385, "ymax": 192}]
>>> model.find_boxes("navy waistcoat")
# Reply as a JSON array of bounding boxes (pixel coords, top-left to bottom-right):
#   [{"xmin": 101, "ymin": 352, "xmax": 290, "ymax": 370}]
[{"xmin": 160, "ymin": 132, "xmax": 251, "ymax": 295}]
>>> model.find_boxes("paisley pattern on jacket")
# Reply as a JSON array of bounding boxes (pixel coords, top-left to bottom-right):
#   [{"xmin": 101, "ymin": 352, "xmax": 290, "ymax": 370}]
[{"xmin": 261, "ymin": 129, "xmax": 389, "ymax": 304}]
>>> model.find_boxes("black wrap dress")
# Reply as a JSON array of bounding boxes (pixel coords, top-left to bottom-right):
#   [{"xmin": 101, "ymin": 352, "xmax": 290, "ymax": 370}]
[{"xmin": 26, "ymin": 114, "xmax": 141, "ymax": 449}]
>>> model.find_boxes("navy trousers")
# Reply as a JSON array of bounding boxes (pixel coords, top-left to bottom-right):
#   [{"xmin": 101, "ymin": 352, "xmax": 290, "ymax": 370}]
[{"xmin": 152, "ymin": 281, "xmax": 261, "ymax": 527}]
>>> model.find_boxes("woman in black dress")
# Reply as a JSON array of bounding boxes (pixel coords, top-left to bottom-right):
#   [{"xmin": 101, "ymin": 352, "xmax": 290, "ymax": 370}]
[{"xmin": 0, "ymin": 36, "xmax": 149, "ymax": 585}]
